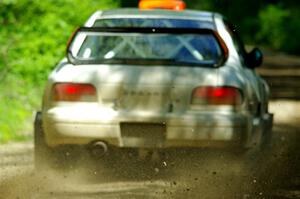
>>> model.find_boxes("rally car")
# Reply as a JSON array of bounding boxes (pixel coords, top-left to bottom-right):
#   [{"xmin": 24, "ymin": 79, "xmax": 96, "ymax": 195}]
[{"xmin": 34, "ymin": 2, "xmax": 273, "ymax": 168}]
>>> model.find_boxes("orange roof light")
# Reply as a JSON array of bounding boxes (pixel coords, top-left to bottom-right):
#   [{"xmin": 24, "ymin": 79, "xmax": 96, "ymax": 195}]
[{"xmin": 139, "ymin": 0, "xmax": 186, "ymax": 11}]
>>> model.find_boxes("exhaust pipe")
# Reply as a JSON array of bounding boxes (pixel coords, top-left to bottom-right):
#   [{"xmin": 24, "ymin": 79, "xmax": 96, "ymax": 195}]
[{"xmin": 88, "ymin": 141, "xmax": 108, "ymax": 158}]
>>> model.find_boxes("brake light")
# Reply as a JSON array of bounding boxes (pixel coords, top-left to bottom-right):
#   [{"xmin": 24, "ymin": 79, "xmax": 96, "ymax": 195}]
[
  {"xmin": 139, "ymin": 0, "xmax": 186, "ymax": 11},
  {"xmin": 52, "ymin": 83, "xmax": 97, "ymax": 102},
  {"xmin": 191, "ymin": 86, "xmax": 242, "ymax": 105}
]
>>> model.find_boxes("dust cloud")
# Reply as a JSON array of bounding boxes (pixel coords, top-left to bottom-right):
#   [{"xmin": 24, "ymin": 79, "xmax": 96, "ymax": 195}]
[{"xmin": 0, "ymin": 101, "xmax": 299, "ymax": 199}]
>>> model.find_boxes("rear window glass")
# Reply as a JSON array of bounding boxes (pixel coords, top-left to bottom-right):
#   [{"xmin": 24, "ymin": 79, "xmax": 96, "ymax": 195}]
[{"xmin": 68, "ymin": 29, "xmax": 223, "ymax": 67}]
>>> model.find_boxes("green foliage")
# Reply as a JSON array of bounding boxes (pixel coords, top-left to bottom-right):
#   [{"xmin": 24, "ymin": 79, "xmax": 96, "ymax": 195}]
[
  {"xmin": 257, "ymin": 5, "xmax": 290, "ymax": 50},
  {"xmin": 284, "ymin": 13, "xmax": 300, "ymax": 54},
  {"xmin": 186, "ymin": 0, "xmax": 300, "ymax": 54},
  {"xmin": 0, "ymin": 0, "xmax": 119, "ymax": 143}
]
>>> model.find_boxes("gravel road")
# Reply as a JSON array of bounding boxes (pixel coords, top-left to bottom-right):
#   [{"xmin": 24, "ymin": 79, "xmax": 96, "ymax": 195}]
[{"xmin": 0, "ymin": 100, "xmax": 299, "ymax": 199}]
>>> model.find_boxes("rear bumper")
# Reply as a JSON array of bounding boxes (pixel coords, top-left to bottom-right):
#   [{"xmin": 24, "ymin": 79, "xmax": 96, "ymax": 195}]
[{"xmin": 43, "ymin": 106, "xmax": 254, "ymax": 148}]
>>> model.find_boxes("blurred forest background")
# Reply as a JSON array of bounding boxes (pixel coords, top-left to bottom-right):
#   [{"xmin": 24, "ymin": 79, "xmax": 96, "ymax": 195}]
[{"xmin": 0, "ymin": 0, "xmax": 299, "ymax": 142}]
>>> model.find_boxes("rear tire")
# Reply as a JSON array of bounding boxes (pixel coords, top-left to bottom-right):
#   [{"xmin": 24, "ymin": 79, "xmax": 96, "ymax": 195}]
[
  {"xmin": 34, "ymin": 112, "xmax": 81, "ymax": 171},
  {"xmin": 34, "ymin": 111, "xmax": 53, "ymax": 170},
  {"xmin": 261, "ymin": 114, "xmax": 273, "ymax": 150}
]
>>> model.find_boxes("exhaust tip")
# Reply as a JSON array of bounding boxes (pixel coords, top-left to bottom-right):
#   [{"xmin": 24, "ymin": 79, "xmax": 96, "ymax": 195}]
[{"xmin": 88, "ymin": 141, "xmax": 108, "ymax": 158}]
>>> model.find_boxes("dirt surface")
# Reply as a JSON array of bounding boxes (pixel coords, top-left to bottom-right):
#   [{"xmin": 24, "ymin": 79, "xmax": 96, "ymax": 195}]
[{"xmin": 0, "ymin": 101, "xmax": 299, "ymax": 199}]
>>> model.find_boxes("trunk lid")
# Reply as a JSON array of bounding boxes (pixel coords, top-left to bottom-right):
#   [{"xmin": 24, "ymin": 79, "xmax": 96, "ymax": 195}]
[{"xmin": 58, "ymin": 64, "xmax": 218, "ymax": 113}]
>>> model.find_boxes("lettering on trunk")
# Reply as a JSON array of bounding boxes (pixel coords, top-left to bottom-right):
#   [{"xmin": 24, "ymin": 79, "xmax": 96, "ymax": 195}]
[{"xmin": 123, "ymin": 90, "xmax": 168, "ymax": 97}]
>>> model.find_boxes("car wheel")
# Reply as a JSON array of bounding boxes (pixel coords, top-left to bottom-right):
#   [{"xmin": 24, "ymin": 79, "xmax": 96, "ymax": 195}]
[
  {"xmin": 34, "ymin": 111, "xmax": 53, "ymax": 170},
  {"xmin": 34, "ymin": 112, "xmax": 82, "ymax": 171},
  {"xmin": 260, "ymin": 117, "xmax": 273, "ymax": 150}
]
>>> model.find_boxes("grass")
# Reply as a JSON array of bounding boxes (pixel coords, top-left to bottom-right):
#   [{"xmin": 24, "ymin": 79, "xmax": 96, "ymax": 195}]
[{"xmin": 0, "ymin": 75, "xmax": 42, "ymax": 143}]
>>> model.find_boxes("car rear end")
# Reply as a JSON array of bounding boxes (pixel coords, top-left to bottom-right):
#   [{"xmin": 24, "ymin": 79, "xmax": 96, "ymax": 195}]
[
  {"xmin": 41, "ymin": 10, "xmax": 253, "ymax": 152},
  {"xmin": 43, "ymin": 70, "xmax": 249, "ymax": 150}
]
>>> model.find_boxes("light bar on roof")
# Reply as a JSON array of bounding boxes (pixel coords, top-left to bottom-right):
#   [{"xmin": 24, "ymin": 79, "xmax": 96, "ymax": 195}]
[{"xmin": 139, "ymin": 0, "xmax": 186, "ymax": 11}]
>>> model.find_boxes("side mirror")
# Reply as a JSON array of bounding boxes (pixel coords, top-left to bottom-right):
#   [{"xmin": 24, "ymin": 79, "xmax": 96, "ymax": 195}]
[{"xmin": 247, "ymin": 48, "xmax": 263, "ymax": 69}]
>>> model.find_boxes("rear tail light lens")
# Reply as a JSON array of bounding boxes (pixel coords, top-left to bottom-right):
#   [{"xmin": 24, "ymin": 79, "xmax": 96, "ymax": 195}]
[
  {"xmin": 191, "ymin": 86, "xmax": 243, "ymax": 106},
  {"xmin": 52, "ymin": 83, "xmax": 97, "ymax": 102}
]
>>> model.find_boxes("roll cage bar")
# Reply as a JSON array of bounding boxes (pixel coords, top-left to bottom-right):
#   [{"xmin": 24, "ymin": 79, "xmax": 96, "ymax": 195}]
[{"xmin": 67, "ymin": 27, "xmax": 228, "ymax": 66}]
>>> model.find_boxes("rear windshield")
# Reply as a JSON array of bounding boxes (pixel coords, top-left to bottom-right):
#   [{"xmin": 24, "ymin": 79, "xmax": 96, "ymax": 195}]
[
  {"xmin": 94, "ymin": 18, "xmax": 214, "ymax": 29},
  {"xmin": 68, "ymin": 28, "xmax": 224, "ymax": 67}
]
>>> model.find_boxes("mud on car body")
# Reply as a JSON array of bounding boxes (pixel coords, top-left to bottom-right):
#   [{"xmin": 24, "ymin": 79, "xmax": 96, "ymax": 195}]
[{"xmin": 35, "ymin": 7, "xmax": 273, "ymax": 168}]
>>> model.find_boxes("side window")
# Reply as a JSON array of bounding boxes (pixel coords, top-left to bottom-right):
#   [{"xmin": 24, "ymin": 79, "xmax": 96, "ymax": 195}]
[{"xmin": 224, "ymin": 20, "xmax": 248, "ymax": 65}]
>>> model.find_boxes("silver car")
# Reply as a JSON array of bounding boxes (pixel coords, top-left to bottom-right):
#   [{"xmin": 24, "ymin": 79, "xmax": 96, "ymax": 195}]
[{"xmin": 34, "ymin": 9, "xmax": 273, "ymax": 168}]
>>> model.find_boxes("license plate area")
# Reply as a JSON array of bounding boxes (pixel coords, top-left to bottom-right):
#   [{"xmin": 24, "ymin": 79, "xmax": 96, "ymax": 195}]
[{"xmin": 120, "ymin": 122, "xmax": 166, "ymax": 147}]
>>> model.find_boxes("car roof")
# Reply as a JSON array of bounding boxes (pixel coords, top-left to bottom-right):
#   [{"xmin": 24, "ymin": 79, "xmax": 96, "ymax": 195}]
[{"xmin": 85, "ymin": 8, "xmax": 220, "ymax": 27}]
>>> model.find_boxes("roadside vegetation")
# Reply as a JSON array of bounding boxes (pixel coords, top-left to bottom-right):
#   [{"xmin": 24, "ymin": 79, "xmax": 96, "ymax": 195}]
[
  {"xmin": 0, "ymin": 0, "xmax": 299, "ymax": 143},
  {"xmin": 0, "ymin": 0, "xmax": 119, "ymax": 143}
]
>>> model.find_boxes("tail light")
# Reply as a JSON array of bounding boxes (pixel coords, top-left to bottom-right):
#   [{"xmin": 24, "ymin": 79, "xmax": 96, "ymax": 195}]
[
  {"xmin": 191, "ymin": 86, "xmax": 243, "ymax": 106},
  {"xmin": 52, "ymin": 83, "xmax": 97, "ymax": 102}
]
